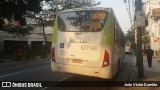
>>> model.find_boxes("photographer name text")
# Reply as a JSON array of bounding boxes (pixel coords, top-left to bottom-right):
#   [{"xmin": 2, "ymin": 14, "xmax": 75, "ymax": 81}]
[{"xmin": 124, "ymin": 83, "xmax": 158, "ymax": 87}]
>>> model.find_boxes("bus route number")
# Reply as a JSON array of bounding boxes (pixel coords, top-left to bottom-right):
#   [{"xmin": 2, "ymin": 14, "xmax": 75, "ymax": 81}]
[
  {"xmin": 81, "ymin": 45, "xmax": 98, "ymax": 51},
  {"xmin": 92, "ymin": 13, "xmax": 105, "ymax": 19},
  {"xmin": 90, "ymin": 22, "xmax": 101, "ymax": 30}
]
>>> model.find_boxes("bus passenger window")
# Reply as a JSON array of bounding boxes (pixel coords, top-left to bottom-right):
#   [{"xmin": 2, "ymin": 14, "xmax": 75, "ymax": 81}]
[{"xmin": 57, "ymin": 10, "xmax": 108, "ymax": 32}]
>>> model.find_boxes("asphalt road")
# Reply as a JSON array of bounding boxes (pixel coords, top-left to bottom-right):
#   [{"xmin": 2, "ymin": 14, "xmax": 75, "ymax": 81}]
[
  {"xmin": 0, "ymin": 58, "xmax": 70, "ymax": 81},
  {"xmin": 43, "ymin": 54, "xmax": 133, "ymax": 90},
  {"xmin": 0, "ymin": 54, "xmax": 133, "ymax": 90}
]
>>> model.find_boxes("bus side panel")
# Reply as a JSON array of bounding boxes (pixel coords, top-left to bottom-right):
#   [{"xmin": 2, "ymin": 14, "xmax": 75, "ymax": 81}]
[
  {"xmin": 55, "ymin": 63, "xmax": 113, "ymax": 79},
  {"xmin": 51, "ymin": 16, "xmax": 59, "ymax": 72},
  {"xmin": 101, "ymin": 11, "xmax": 115, "ymax": 78},
  {"xmin": 112, "ymin": 10, "xmax": 125, "ymax": 77}
]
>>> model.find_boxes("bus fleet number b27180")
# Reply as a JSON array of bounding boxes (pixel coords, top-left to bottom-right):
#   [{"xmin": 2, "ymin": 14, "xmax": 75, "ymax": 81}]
[{"xmin": 51, "ymin": 7, "xmax": 125, "ymax": 79}]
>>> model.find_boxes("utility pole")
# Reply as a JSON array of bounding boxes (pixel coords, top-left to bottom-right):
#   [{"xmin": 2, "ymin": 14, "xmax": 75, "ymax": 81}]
[{"xmin": 135, "ymin": 0, "xmax": 144, "ymax": 78}]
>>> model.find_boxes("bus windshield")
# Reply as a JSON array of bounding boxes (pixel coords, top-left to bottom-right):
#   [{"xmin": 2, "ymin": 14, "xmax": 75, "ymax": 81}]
[{"xmin": 58, "ymin": 10, "xmax": 108, "ymax": 32}]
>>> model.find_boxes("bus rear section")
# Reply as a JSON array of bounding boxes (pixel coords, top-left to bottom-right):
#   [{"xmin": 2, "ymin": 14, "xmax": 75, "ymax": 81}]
[
  {"xmin": 125, "ymin": 42, "xmax": 131, "ymax": 54},
  {"xmin": 51, "ymin": 9, "xmax": 113, "ymax": 79}
]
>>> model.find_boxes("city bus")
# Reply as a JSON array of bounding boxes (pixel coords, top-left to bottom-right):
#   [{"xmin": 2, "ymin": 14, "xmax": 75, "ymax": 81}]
[
  {"xmin": 51, "ymin": 7, "xmax": 125, "ymax": 79},
  {"xmin": 125, "ymin": 42, "xmax": 131, "ymax": 54}
]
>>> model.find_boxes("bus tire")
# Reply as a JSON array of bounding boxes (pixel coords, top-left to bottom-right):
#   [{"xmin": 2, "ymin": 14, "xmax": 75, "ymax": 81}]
[
  {"xmin": 116, "ymin": 59, "xmax": 121, "ymax": 76},
  {"xmin": 113, "ymin": 59, "xmax": 121, "ymax": 78}
]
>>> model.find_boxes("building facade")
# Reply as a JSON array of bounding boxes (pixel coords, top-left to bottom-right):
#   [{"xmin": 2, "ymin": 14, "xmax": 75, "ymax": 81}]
[
  {"xmin": 145, "ymin": 0, "xmax": 160, "ymax": 55},
  {"xmin": 0, "ymin": 24, "xmax": 53, "ymax": 56}
]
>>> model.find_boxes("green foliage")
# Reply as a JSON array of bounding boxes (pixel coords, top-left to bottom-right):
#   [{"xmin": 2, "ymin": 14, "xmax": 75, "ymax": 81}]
[
  {"xmin": 125, "ymin": 29, "xmax": 149, "ymax": 44},
  {"xmin": 41, "ymin": 0, "xmax": 100, "ymax": 11},
  {"xmin": 0, "ymin": 0, "xmax": 99, "ymax": 28},
  {"xmin": 142, "ymin": 29, "xmax": 149, "ymax": 44},
  {"xmin": 0, "ymin": 0, "xmax": 48, "ymax": 28},
  {"xmin": 125, "ymin": 29, "xmax": 135, "ymax": 42},
  {"xmin": 0, "ymin": 0, "xmax": 100, "ymax": 38},
  {"xmin": 125, "ymin": 29, "xmax": 135, "ymax": 50},
  {"xmin": 125, "ymin": 28, "xmax": 150, "ymax": 50}
]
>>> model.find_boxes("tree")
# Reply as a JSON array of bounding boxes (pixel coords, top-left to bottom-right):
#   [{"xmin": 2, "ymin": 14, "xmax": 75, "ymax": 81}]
[
  {"xmin": 0, "ymin": 0, "xmax": 100, "ymax": 28},
  {"xmin": 0, "ymin": 0, "xmax": 50, "ymax": 38},
  {"xmin": 38, "ymin": 0, "xmax": 100, "ymax": 40},
  {"xmin": 0, "ymin": 0, "xmax": 47, "ymax": 27},
  {"xmin": 0, "ymin": 0, "xmax": 100, "ymax": 53},
  {"xmin": 142, "ymin": 29, "xmax": 149, "ymax": 50},
  {"xmin": 125, "ymin": 28, "xmax": 150, "ymax": 52},
  {"xmin": 0, "ymin": 0, "xmax": 100, "ymax": 32},
  {"xmin": 35, "ymin": 0, "xmax": 100, "ymax": 57},
  {"xmin": 125, "ymin": 28, "xmax": 135, "ymax": 49},
  {"xmin": 125, "ymin": 29, "xmax": 135, "ymax": 42},
  {"xmin": 41, "ymin": 0, "xmax": 100, "ymax": 12}
]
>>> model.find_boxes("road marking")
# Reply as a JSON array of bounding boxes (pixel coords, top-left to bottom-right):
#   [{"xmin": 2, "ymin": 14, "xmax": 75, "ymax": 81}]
[
  {"xmin": 40, "ymin": 87, "xmax": 48, "ymax": 90},
  {"xmin": 0, "ymin": 71, "xmax": 23, "ymax": 78},
  {"xmin": 59, "ymin": 75, "xmax": 73, "ymax": 81},
  {"xmin": 40, "ymin": 75, "xmax": 73, "ymax": 90}
]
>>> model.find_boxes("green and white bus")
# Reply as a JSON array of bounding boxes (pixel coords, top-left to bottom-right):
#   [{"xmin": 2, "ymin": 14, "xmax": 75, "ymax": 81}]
[
  {"xmin": 51, "ymin": 7, "xmax": 125, "ymax": 79},
  {"xmin": 125, "ymin": 42, "xmax": 131, "ymax": 54}
]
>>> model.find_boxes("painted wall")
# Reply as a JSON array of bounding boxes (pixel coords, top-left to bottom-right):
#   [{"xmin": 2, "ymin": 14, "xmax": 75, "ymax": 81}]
[{"xmin": 146, "ymin": 0, "xmax": 160, "ymax": 52}]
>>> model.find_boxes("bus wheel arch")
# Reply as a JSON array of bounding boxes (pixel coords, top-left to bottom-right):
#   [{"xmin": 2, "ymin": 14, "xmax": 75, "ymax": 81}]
[{"xmin": 113, "ymin": 58, "xmax": 121, "ymax": 78}]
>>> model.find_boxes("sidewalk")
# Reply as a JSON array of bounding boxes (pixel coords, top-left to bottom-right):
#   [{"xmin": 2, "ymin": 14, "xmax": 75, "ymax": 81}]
[
  {"xmin": 0, "ymin": 57, "xmax": 50, "ymax": 73},
  {"xmin": 127, "ymin": 54, "xmax": 160, "ymax": 90},
  {"xmin": 129, "ymin": 55, "xmax": 160, "ymax": 81},
  {"xmin": 0, "ymin": 55, "xmax": 50, "ymax": 64}
]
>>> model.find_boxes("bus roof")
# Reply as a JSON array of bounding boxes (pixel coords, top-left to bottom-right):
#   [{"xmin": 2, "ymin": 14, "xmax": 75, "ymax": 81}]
[{"xmin": 58, "ymin": 7, "xmax": 112, "ymax": 13}]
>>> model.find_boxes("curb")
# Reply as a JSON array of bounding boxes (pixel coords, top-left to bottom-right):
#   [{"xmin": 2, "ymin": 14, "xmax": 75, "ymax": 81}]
[
  {"xmin": 0, "ymin": 57, "xmax": 49, "ymax": 65},
  {"xmin": 0, "ymin": 58, "xmax": 50, "ymax": 72}
]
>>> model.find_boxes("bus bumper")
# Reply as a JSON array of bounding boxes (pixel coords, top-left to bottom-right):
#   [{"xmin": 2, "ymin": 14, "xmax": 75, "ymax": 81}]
[{"xmin": 51, "ymin": 62, "xmax": 113, "ymax": 79}]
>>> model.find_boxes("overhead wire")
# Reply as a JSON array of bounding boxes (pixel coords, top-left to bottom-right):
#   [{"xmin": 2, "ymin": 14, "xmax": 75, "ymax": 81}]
[
  {"xmin": 123, "ymin": 0, "xmax": 133, "ymax": 27},
  {"xmin": 128, "ymin": 0, "xmax": 133, "ymax": 25}
]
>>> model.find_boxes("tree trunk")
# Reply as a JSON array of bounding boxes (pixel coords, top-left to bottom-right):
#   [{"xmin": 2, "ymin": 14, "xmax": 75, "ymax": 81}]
[
  {"xmin": 42, "ymin": 22, "xmax": 47, "ymax": 57},
  {"xmin": 42, "ymin": 23, "xmax": 47, "ymax": 44}
]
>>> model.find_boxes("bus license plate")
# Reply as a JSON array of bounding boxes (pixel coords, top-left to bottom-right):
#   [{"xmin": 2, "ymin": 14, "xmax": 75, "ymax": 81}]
[{"xmin": 72, "ymin": 59, "xmax": 83, "ymax": 64}]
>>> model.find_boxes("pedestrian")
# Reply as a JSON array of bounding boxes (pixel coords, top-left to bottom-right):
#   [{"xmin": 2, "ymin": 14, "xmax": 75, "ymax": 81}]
[
  {"xmin": 145, "ymin": 46, "xmax": 154, "ymax": 68},
  {"xmin": 15, "ymin": 47, "xmax": 22, "ymax": 60}
]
